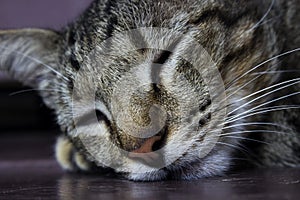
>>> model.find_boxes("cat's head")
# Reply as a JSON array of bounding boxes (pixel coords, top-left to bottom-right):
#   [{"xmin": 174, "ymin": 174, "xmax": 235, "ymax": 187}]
[{"xmin": 0, "ymin": 0, "xmax": 281, "ymax": 180}]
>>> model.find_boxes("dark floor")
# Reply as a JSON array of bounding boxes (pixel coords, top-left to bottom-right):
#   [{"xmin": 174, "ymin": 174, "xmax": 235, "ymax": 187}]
[{"xmin": 1, "ymin": 133, "xmax": 300, "ymax": 200}]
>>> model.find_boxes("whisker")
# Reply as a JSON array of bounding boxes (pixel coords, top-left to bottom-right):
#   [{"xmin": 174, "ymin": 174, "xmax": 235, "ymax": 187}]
[
  {"xmin": 10, "ymin": 89, "xmax": 64, "ymax": 96},
  {"xmin": 225, "ymin": 70, "xmax": 261, "ymax": 91},
  {"xmin": 223, "ymin": 65, "xmax": 277, "ymax": 106},
  {"xmin": 227, "ymin": 91, "xmax": 300, "ymax": 122},
  {"xmin": 216, "ymin": 141, "xmax": 251, "ymax": 154},
  {"xmin": 252, "ymin": 70, "xmax": 300, "ymax": 75},
  {"xmin": 224, "ymin": 66, "xmax": 299, "ymax": 101},
  {"xmin": 0, "ymin": 46, "xmax": 69, "ymax": 82},
  {"xmin": 228, "ymin": 78, "xmax": 300, "ymax": 116},
  {"xmin": 235, "ymin": 78, "xmax": 300, "ymax": 103},
  {"xmin": 216, "ymin": 141, "xmax": 265, "ymax": 162},
  {"xmin": 221, "ymin": 129, "xmax": 287, "ymax": 137},
  {"xmin": 254, "ymin": 15, "xmax": 280, "ymax": 28},
  {"xmin": 225, "ymin": 48, "xmax": 300, "ymax": 90},
  {"xmin": 251, "ymin": 104, "xmax": 300, "ymax": 112},
  {"xmin": 222, "ymin": 136, "xmax": 270, "ymax": 145},
  {"xmin": 248, "ymin": 0, "xmax": 275, "ymax": 31},
  {"xmin": 222, "ymin": 122, "xmax": 293, "ymax": 131},
  {"xmin": 223, "ymin": 72, "xmax": 262, "ymax": 104},
  {"xmin": 225, "ymin": 105, "xmax": 300, "ymax": 125}
]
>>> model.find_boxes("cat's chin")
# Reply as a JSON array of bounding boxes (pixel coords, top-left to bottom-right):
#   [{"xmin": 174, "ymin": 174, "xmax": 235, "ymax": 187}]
[
  {"xmin": 123, "ymin": 149, "xmax": 232, "ymax": 181},
  {"xmin": 126, "ymin": 170, "xmax": 168, "ymax": 181}
]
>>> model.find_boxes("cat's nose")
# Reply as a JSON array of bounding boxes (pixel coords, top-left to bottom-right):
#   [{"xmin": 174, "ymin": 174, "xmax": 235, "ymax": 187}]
[
  {"xmin": 131, "ymin": 135, "xmax": 162, "ymax": 154},
  {"xmin": 128, "ymin": 126, "xmax": 167, "ymax": 164},
  {"xmin": 128, "ymin": 135, "xmax": 163, "ymax": 165}
]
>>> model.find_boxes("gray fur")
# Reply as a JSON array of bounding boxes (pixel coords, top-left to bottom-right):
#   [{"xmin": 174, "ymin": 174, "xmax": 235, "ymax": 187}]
[{"xmin": 0, "ymin": 0, "xmax": 299, "ymax": 181}]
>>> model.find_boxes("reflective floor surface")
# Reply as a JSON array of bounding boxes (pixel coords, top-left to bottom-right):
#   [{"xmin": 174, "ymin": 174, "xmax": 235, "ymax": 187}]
[{"xmin": 1, "ymin": 133, "xmax": 300, "ymax": 200}]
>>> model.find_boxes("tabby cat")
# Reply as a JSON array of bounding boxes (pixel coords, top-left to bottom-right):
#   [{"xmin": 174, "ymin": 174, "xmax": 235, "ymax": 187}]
[{"xmin": 0, "ymin": 0, "xmax": 299, "ymax": 181}]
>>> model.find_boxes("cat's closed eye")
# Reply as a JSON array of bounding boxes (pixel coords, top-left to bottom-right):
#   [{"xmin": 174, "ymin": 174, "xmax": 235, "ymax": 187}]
[{"xmin": 76, "ymin": 110, "xmax": 110, "ymax": 127}]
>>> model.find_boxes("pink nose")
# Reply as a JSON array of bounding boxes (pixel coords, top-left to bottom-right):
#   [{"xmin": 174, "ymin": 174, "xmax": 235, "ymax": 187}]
[
  {"xmin": 128, "ymin": 136, "xmax": 162, "ymax": 164},
  {"xmin": 131, "ymin": 136, "xmax": 162, "ymax": 153}
]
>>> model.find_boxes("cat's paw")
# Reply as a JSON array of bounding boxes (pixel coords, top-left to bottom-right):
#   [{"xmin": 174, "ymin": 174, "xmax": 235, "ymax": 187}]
[{"xmin": 55, "ymin": 136, "xmax": 91, "ymax": 172}]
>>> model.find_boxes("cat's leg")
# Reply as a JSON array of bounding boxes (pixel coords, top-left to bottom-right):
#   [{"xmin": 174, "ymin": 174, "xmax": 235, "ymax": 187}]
[{"xmin": 55, "ymin": 135, "xmax": 92, "ymax": 172}]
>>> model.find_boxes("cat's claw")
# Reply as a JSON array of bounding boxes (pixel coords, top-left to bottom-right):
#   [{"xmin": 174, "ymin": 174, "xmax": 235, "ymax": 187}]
[{"xmin": 55, "ymin": 136, "xmax": 91, "ymax": 172}]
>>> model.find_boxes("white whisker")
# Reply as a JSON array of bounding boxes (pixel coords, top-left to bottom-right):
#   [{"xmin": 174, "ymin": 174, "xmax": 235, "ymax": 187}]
[
  {"xmin": 0, "ymin": 46, "xmax": 69, "ymax": 82},
  {"xmin": 222, "ymin": 136, "xmax": 270, "ymax": 145},
  {"xmin": 251, "ymin": 105, "xmax": 300, "ymax": 112},
  {"xmin": 252, "ymin": 70, "xmax": 300, "ymax": 75},
  {"xmin": 227, "ymin": 91, "xmax": 300, "ymax": 122},
  {"xmin": 226, "ymin": 48, "xmax": 300, "ymax": 90},
  {"xmin": 221, "ymin": 71, "xmax": 280, "ymax": 111},
  {"xmin": 254, "ymin": 15, "xmax": 280, "ymax": 28},
  {"xmin": 228, "ymin": 78, "xmax": 300, "ymax": 116},
  {"xmin": 216, "ymin": 141, "xmax": 250, "ymax": 153},
  {"xmin": 248, "ymin": 0, "xmax": 275, "ymax": 31},
  {"xmin": 225, "ymin": 105, "xmax": 300, "ymax": 125},
  {"xmin": 10, "ymin": 89, "xmax": 64, "ymax": 96},
  {"xmin": 223, "ymin": 72, "xmax": 262, "ymax": 104},
  {"xmin": 221, "ymin": 129, "xmax": 287, "ymax": 137},
  {"xmin": 222, "ymin": 122, "xmax": 292, "ymax": 131}
]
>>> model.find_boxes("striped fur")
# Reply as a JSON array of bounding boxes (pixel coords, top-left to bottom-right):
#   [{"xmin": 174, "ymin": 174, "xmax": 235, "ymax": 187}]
[{"xmin": 0, "ymin": 0, "xmax": 299, "ymax": 180}]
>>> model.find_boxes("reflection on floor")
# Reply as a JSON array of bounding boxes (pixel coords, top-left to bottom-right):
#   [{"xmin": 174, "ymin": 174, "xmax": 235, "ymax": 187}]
[{"xmin": 1, "ymin": 133, "xmax": 300, "ymax": 200}]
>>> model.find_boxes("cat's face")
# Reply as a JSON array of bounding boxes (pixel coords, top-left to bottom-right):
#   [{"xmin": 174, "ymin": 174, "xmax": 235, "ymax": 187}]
[
  {"xmin": 0, "ymin": 0, "xmax": 284, "ymax": 180},
  {"xmin": 54, "ymin": 0, "xmax": 279, "ymax": 180},
  {"xmin": 61, "ymin": 27, "xmax": 232, "ymax": 180}
]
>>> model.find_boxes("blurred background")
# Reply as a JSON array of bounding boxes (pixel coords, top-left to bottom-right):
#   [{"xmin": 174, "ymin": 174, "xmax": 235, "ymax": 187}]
[{"xmin": 0, "ymin": 0, "xmax": 93, "ymax": 132}]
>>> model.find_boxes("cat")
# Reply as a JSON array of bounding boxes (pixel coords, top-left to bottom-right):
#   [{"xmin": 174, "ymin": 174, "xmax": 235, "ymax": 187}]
[{"xmin": 0, "ymin": 0, "xmax": 299, "ymax": 181}]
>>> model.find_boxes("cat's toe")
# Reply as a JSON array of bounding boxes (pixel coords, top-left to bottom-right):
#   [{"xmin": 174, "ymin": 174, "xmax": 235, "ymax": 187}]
[{"xmin": 55, "ymin": 136, "xmax": 91, "ymax": 172}]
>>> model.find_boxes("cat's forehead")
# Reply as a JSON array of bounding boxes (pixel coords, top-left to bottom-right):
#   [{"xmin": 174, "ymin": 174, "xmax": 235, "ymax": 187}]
[{"xmin": 62, "ymin": 0, "xmax": 262, "ymax": 106}]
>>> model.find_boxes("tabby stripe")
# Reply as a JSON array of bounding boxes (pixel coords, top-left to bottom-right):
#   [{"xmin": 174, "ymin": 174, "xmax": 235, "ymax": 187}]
[
  {"xmin": 66, "ymin": 28, "xmax": 81, "ymax": 71},
  {"xmin": 70, "ymin": 55, "xmax": 81, "ymax": 71},
  {"xmin": 68, "ymin": 80, "xmax": 74, "ymax": 91},
  {"xmin": 151, "ymin": 37, "xmax": 181, "ymax": 90},
  {"xmin": 67, "ymin": 29, "xmax": 77, "ymax": 46},
  {"xmin": 190, "ymin": 8, "xmax": 252, "ymax": 28},
  {"xmin": 103, "ymin": 0, "xmax": 118, "ymax": 39},
  {"xmin": 221, "ymin": 28, "xmax": 263, "ymax": 89}
]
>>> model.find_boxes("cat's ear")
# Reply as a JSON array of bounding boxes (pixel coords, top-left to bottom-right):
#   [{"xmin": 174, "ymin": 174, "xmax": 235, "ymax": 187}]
[{"xmin": 0, "ymin": 28, "xmax": 62, "ymax": 88}]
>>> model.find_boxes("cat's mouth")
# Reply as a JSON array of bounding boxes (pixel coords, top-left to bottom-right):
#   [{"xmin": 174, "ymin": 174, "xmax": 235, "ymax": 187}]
[
  {"xmin": 127, "ymin": 126, "xmax": 168, "ymax": 165},
  {"xmin": 129, "ymin": 125, "xmax": 168, "ymax": 152}
]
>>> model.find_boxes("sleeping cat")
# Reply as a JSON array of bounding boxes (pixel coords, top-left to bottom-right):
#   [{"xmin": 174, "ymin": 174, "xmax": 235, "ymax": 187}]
[{"xmin": 0, "ymin": 0, "xmax": 299, "ymax": 181}]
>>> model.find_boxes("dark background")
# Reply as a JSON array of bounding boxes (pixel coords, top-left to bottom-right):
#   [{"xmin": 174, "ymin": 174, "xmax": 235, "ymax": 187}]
[{"xmin": 0, "ymin": 0, "xmax": 93, "ymax": 132}]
